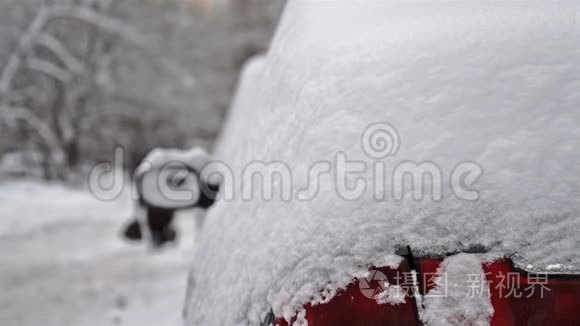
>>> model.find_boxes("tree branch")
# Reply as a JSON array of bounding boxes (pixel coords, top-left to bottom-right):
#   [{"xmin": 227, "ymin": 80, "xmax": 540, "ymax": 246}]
[
  {"xmin": 0, "ymin": 3, "xmax": 148, "ymax": 102},
  {"xmin": 35, "ymin": 33, "xmax": 85, "ymax": 74},
  {"xmin": 47, "ymin": 5, "xmax": 148, "ymax": 47},
  {"xmin": 0, "ymin": 6, "xmax": 52, "ymax": 99},
  {"xmin": 25, "ymin": 57, "xmax": 73, "ymax": 83},
  {"xmin": 0, "ymin": 105, "xmax": 64, "ymax": 164}
]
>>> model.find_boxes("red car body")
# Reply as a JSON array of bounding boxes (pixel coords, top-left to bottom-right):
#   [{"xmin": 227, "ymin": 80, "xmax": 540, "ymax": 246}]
[{"xmin": 276, "ymin": 255, "xmax": 580, "ymax": 326}]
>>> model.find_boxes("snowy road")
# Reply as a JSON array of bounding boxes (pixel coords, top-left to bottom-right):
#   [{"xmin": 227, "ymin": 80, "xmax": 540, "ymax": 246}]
[{"xmin": 0, "ymin": 180, "xmax": 194, "ymax": 326}]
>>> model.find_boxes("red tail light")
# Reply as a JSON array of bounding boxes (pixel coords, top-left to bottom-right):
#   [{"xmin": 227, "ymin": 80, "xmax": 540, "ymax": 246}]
[
  {"xmin": 483, "ymin": 260, "xmax": 580, "ymax": 326},
  {"xmin": 276, "ymin": 260, "xmax": 419, "ymax": 325},
  {"xmin": 275, "ymin": 256, "xmax": 580, "ymax": 326},
  {"xmin": 416, "ymin": 257, "xmax": 580, "ymax": 326}
]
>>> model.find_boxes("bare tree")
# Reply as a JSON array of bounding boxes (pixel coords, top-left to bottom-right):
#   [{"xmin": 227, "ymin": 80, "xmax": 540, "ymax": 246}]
[
  {"xmin": 0, "ymin": 0, "xmax": 284, "ymax": 180},
  {"xmin": 0, "ymin": 0, "xmax": 157, "ymax": 179}
]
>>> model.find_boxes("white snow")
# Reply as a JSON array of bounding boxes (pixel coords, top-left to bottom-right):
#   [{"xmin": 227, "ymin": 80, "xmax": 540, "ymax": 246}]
[
  {"xmin": 0, "ymin": 179, "xmax": 125, "ymax": 237},
  {"xmin": 185, "ymin": 1, "xmax": 580, "ymax": 325},
  {"xmin": 136, "ymin": 147, "xmax": 212, "ymax": 174},
  {"xmin": 545, "ymin": 263, "xmax": 563, "ymax": 271},
  {"xmin": 0, "ymin": 179, "xmax": 196, "ymax": 326},
  {"xmin": 214, "ymin": 55, "xmax": 267, "ymax": 166},
  {"xmin": 135, "ymin": 147, "xmax": 213, "ymax": 210},
  {"xmin": 375, "ymin": 283, "xmax": 406, "ymax": 306},
  {"xmin": 421, "ymin": 254, "xmax": 494, "ymax": 326}
]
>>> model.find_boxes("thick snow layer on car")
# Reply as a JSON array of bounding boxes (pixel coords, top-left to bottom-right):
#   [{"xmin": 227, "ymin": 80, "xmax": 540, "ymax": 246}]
[
  {"xmin": 214, "ymin": 55, "xmax": 267, "ymax": 165},
  {"xmin": 185, "ymin": 1, "xmax": 580, "ymax": 325}
]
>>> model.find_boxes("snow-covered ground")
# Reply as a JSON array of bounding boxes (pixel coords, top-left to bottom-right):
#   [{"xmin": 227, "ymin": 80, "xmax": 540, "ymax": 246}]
[{"xmin": 0, "ymin": 179, "xmax": 195, "ymax": 326}]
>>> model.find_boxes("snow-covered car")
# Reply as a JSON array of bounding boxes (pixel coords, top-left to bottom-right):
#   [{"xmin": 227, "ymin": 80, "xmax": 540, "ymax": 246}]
[{"xmin": 183, "ymin": 2, "xmax": 580, "ymax": 325}]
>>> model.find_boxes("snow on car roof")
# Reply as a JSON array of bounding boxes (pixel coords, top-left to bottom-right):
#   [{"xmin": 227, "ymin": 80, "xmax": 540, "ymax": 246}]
[
  {"xmin": 185, "ymin": 1, "xmax": 580, "ymax": 325},
  {"xmin": 213, "ymin": 55, "xmax": 267, "ymax": 165}
]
